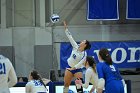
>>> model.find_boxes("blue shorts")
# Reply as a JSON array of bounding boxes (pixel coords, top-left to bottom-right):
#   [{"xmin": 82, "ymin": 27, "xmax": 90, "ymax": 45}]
[{"xmin": 66, "ymin": 65, "xmax": 82, "ymax": 74}]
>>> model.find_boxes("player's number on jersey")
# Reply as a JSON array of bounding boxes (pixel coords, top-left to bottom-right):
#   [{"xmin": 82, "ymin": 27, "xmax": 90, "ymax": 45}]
[
  {"xmin": 0, "ymin": 63, "xmax": 6, "ymax": 74},
  {"xmin": 34, "ymin": 81, "xmax": 43, "ymax": 86},
  {"xmin": 72, "ymin": 54, "xmax": 76, "ymax": 59},
  {"xmin": 110, "ymin": 65, "xmax": 116, "ymax": 71}
]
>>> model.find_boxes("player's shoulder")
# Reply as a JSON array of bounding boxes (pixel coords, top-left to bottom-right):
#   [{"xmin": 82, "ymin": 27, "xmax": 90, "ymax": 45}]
[
  {"xmin": 26, "ymin": 80, "xmax": 34, "ymax": 86},
  {"xmin": 97, "ymin": 62, "xmax": 107, "ymax": 69},
  {"xmin": 86, "ymin": 67, "xmax": 94, "ymax": 74},
  {"xmin": 0, "ymin": 55, "xmax": 6, "ymax": 59},
  {"xmin": 97, "ymin": 62, "xmax": 104, "ymax": 66},
  {"xmin": 87, "ymin": 67, "xmax": 93, "ymax": 71},
  {"xmin": 0, "ymin": 55, "xmax": 11, "ymax": 63}
]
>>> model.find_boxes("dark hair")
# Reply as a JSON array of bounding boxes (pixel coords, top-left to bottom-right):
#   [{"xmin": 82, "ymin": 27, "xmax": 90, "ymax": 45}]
[
  {"xmin": 99, "ymin": 48, "xmax": 112, "ymax": 65},
  {"xmin": 86, "ymin": 56, "xmax": 96, "ymax": 73},
  {"xmin": 84, "ymin": 40, "xmax": 91, "ymax": 50},
  {"xmin": 30, "ymin": 70, "xmax": 46, "ymax": 88}
]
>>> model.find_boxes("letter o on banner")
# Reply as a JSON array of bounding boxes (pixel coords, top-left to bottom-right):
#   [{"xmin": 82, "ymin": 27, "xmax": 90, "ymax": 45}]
[{"xmin": 111, "ymin": 48, "xmax": 127, "ymax": 64}]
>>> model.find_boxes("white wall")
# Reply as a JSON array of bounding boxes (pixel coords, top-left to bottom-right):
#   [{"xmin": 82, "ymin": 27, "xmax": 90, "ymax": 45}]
[
  {"xmin": 14, "ymin": 0, "xmax": 33, "ymax": 26},
  {"xmin": 35, "ymin": 27, "xmax": 52, "ymax": 45},
  {"xmin": 12, "ymin": 27, "xmax": 35, "ymax": 76},
  {"xmin": 53, "ymin": 25, "xmax": 140, "ymax": 42},
  {"xmin": 0, "ymin": 29, "xmax": 12, "ymax": 46}
]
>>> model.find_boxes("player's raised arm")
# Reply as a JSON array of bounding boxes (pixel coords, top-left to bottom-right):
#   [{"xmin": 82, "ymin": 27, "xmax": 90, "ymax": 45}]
[
  {"xmin": 63, "ymin": 21, "xmax": 78, "ymax": 48},
  {"xmin": 63, "ymin": 21, "xmax": 67, "ymax": 31}
]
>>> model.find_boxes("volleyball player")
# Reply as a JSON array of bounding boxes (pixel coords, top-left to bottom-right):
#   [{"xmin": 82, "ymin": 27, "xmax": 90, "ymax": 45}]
[
  {"xmin": 0, "ymin": 55, "xmax": 17, "ymax": 93},
  {"xmin": 63, "ymin": 21, "xmax": 91, "ymax": 93},
  {"xmin": 97, "ymin": 48, "xmax": 125, "ymax": 93},
  {"xmin": 25, "ymin": 70, "xmax": 48, "ymax": 93},
  {"xmin": 75, "ymin": 56, "xmax": 98, "ymax": 93}
]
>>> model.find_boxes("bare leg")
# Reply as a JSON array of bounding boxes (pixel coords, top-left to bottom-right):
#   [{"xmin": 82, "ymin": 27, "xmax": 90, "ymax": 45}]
[
  {"xmin": 74, "ymin": 72, "xmax": 82, "ymax": 79},
  {"xmin": 63, "ymin": 70, "xmax": 73, "ymax": 93}
]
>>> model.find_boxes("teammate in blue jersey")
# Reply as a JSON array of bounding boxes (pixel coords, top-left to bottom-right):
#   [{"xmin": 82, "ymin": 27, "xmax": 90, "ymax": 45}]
[
  {"xmin": 26, "ymin": 70, "xmax": 48, "ymax": 93},
  {"xmin": 96, "ymin": 48, "xmax": 125, "ymax": 93},
  {"xmin": 63, "ymin": 21, "xmax": 91, "ymax": 93}
]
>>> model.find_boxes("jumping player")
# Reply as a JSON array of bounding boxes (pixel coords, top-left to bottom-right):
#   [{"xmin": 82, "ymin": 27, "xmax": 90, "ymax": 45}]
[
  {"xmin": 63, "ymin": 21, "xmax": 91, "ymax": 93},
  {"xmin": 0, "ymin": 55, "xmax": 17, "ymax": 93},
  {"xmin": 75, "ymin": 56, "xmax": 98, "ymax": 93},
  {"xmin": 97, "ymin": 48, "xmax": 125, "ymax": 93},
  {"xmin": 26, "ymin": 70, "xmax": 48, "ymax": 93}
]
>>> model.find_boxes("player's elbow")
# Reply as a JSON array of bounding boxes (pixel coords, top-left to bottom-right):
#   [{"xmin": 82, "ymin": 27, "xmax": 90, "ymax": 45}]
[
  {"xmin": 12, "ymin": 78, "xmax": 18, "ymax": 86},
  {"xmin": 98, "ymin": 78, "xmax": 105, "ymax": 89}
]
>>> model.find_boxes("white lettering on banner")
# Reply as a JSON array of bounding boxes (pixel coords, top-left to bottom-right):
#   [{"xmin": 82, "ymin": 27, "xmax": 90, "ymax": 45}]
[
  {"xmin": 94, "ymin": 49, "xmax": 100, "ymax": 60},
  {"xmin": 93, "ymin": 47, "xmax": 140, "ymax": 64},
  {"xmin": 128, "ymin": 48, "xmax": 140, "ymax": 62},
  {"xmin": 111, "ymin": 48, "xmax": 127, "ymax": 64}
]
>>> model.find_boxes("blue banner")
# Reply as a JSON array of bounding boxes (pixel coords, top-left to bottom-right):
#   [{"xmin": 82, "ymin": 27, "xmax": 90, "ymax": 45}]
[
  {"xmin": 87, "ymin": 0, "xmax": 119, "ymax": 20},
  {"xmin": 127, "ymin": 0, "xmax": 140, "ymax": 19},
  {"xmin": 60, "ymin": 41, "xmax": 140, "ymax": 69}
]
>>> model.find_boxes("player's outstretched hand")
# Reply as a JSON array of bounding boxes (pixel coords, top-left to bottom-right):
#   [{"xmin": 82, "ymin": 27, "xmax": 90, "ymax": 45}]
[
  {"xmin": 75, "ymin": 78, "xmax": 82, "ymax": 85},
  {"xmin": 63, "ymin": 21, "xmax": 67, "ymax": 30}
]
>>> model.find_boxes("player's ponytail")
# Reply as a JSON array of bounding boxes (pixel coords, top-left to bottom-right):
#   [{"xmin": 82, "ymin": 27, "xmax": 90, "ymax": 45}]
[
  {"xmin": 86, "ymin": 56, "xmax": 96, "ymax": 73},
  {"xmin": 31, "ymin": 70, "xmax": 47, "ymax": 89},
  {"xmin": 38, "ymin": 74, "xmax": 47, "ymax": 89},
  {"xmin": 84, "ymin": 40, "xmax": 91, "ymax": 50},
  {"xmin": 99, "ymin": 48, "xmax": 112, "ymax": 65}
]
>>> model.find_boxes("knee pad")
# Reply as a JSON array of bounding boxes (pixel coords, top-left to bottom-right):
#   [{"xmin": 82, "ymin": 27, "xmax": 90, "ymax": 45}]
[
  {"xmin": 63, "ymin": 87, "xmax": 69, "ymax": 93},
  {"xmin": 76, "ymin": 85, "xmax": 83, "ymax": 93}
]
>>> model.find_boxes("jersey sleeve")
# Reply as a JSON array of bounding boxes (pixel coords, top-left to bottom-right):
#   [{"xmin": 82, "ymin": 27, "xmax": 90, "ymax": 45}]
[
  {"xmin": 8, "ymin": 59, "xmax": 17, "ymax": 88},
  {"xmin": 65, "ymin": 28, "xmax": 78, "ymax": 49},
  {"xmin": 25, "ymin": 82, "xmax": 31, "ymax": 93},
  {"xmin": 74, "ymin": 52, "xmax": 87, "ymax": 69},
  {"xmin": 96, "ymin": 63, "xmax": 104, "ymax": 79},
  {"xmin": 82, "ymin": 69, "xmax": 92, "ymax": 89}
]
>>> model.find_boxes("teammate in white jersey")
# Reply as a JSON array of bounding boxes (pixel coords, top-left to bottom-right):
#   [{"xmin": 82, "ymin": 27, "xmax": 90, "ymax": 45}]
[
  {"xmin": 63, "ymin": 21, "xmax": 91, "ymax": 93},
  {"xmin": 0, "ymin": 55, "xmax": 17, "ymax": 93},
  {"xmin": 75, "ymin": 56, "xmax": 98, "ymax": 93},
  {"xmin": 26, "ymin": 70, "xmax": 48, "ymax": 93}
]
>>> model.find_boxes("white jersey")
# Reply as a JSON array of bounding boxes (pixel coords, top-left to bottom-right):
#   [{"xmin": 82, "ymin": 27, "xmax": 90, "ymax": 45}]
[
  {"xmin": 65, "ymin": 28, "xmax": 87, "ymax": 69},
  {"xmin": 82, "ymin": 67, "xmax": 98, "ymax": 89},
  {"xmin": 0, "ymin": 55, "xmax": 17, "ymax": 93},
  {"xmin": 26, "ymin": 80, "xmax": 47, "ymax": 93}
]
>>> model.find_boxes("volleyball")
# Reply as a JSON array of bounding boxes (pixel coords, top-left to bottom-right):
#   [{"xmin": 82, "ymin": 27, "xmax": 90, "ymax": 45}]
[{"xmin": 50, "ymin": 14, "xmax": 60, "ymax": 23}]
